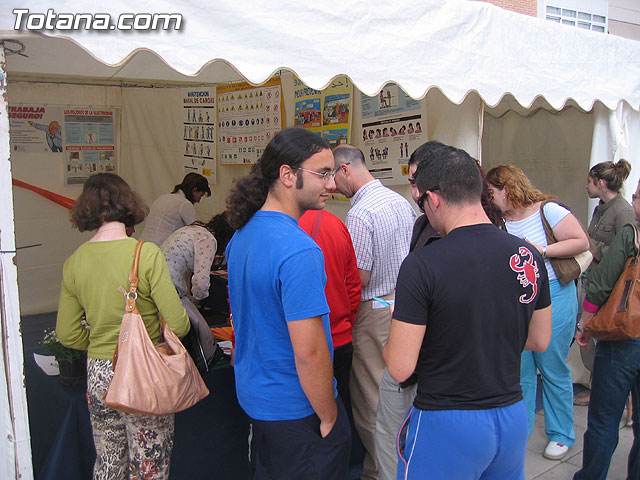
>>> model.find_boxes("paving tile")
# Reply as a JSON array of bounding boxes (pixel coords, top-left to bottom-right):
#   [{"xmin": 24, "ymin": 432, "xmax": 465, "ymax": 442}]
[
  {"xmin": 525, "ymin": 456, "xmax": 556, "ymax": 480},
  {"xmin": 607, "ymin": 425, "xmax": 634, "ymax": 480},
  {"xmin": 573, "ymin": 403, "xmax": 588, "ymax": 430},
  {"xmin": 529, "ymin": 460, "xmax": 579, "ymax": 479},
  {"xmin": 527, "ymin": 403, "xmax": 634, "ymax": 480}
]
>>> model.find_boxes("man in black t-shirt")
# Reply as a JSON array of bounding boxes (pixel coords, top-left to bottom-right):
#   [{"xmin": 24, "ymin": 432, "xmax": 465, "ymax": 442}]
[{"xmin": 383, "ymin": 143, "xmax": 552, "ymax": 480}]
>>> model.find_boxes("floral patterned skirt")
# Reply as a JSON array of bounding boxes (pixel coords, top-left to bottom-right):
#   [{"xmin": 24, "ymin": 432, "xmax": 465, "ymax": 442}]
[{"xmin": 87, "ymin": 358, "xmax": 174, "ymax": 480}]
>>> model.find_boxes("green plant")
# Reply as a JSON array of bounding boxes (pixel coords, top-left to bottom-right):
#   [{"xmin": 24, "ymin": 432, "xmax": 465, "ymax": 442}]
[{"xmin": 41, "ymin": 328, "xmax": 87, "ymax": 361}]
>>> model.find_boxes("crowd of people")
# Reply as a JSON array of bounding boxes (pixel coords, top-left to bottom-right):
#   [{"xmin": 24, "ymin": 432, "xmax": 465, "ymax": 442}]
[{"xmin": 55, "ymin": 127, "xmax": 639, "ymax": 480}]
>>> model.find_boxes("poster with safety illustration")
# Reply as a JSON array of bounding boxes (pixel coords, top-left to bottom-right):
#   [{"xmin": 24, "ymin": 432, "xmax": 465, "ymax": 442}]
[
  {"xmin": 64, "ymin": 108, "xmax": 117, "ymax": 185},
  {"xmin": 322, "ymin": 76, "xmax": 352, "ymax": 148},
  {"xmin": 293, "ymin": 75, "xmax": 352, "ymax": 148},
  {"xmin": 217, "ymin": 77, "xmax": 283, "ymax": 165},
  {"xmin": 8, "ymin": 104, "xmax": 65, "ymax": 153},
  {"xmin": 356, "ymin": 83, "xmax": 425, "ymax": 185},
  {"xmin": 183, "ymin": 88, "xmax": 217, "ymax": 183}
]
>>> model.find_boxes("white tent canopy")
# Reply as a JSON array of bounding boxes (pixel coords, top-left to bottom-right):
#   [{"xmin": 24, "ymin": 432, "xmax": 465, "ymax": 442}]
[
  {"xmin": 2, "ymin": 0, "xmax": 640, "ymax": 110},
  {"xmin": 1, "ymin": 1, "xmax": 640, "ymax": 478}
]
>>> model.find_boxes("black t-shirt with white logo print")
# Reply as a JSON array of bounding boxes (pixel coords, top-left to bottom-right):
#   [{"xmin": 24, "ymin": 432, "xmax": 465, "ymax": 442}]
[{"xmin": 394, "ymin": 223, "xmax": 551, "ymax": 411}]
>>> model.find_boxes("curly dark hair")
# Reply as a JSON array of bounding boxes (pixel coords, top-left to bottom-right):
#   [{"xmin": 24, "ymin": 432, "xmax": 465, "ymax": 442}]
[
  {"xmin": 226, "ymin": 128, "xmax": 329, "ymax": 229},
  {"xmin": 196, "ymin": 212, "xmax": 235, "ymax": 256},
  {"xmin": 172, "ymin": 172, "xmax": 211, "ymax": 202},
  {"xmin": 71, "ymin": 173, "xmax": 148, "ymax": 232}
]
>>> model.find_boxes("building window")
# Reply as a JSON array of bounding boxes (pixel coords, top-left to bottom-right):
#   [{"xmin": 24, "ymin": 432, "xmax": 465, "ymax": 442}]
[{"xmin": 546, "ymin": 4, "xmax": 607, "ymax": 33}]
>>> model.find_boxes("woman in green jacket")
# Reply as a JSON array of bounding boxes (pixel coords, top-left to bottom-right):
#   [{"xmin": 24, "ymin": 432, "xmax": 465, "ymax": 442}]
[
  {"xmin": 57, "ymin": 173, "xmax": 190, "ymax": 480},
  {"xmin": 575, "ymin": 159, "xmax": 634, "ymax": 406},
  {"xmin": 573, "ymin": 179, "xmax": 640, "ymax": 480}
]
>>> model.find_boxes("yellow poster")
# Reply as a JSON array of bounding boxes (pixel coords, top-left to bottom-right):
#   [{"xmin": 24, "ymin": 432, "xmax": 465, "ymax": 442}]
[
  {"xmin": 293, "ymin": 75, "xmax": 352, "ymax": 148},
  {"xmin": 293, "ymin": 76, "xmax": 322, "ymax": 133},
  {"xmin": 217, "ymin": 77, "xmax": 284, "ymax": 165},
  {"xmin": 321, "ymin": 75, "xmax": 352, "ymax": 148}
]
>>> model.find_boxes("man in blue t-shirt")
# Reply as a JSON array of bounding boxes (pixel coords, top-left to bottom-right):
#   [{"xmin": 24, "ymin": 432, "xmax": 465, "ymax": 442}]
[
  {"xmin": 383, "ymin": 142, "xmax": 552, "ymax": 480},
  {"xmin": 225, "ymin": 128, "xmax": 350, "ymax": 480}
]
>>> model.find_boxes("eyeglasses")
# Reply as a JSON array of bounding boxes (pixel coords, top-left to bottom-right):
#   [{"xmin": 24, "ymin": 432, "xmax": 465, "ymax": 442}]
[
  {"xmin": 418, "ymin": 187, "xmax": 440, "ymax": 213},
  {"xmin": 296, "ymin": 167, "xmax": 337, "ymax": 182},
  {"xmin": 408, "ymin": 178, "xmax": 416, "ymax": 186}
]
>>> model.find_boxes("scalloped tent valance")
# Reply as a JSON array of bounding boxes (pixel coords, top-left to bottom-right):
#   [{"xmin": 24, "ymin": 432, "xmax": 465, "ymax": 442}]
[{"xmin": 2, "ymin": 0, "xmax": 639, "ymax": 112}]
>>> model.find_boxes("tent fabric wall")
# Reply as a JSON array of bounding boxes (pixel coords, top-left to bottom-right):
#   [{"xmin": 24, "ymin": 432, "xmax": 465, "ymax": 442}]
[
  {"xmin": 481, "ymin": 106, "xmax": 596, "ymax": 224},
  {"xmin": 119, "ymin": 86, "xmax": 245, "ymax": 233},
  {"xmin": 9, "ymin": 82, "xmax": 122, "ymax": 315},
  {"xmin": 588, "ymin": 103, "xmax": 640, "ymax": 220}
]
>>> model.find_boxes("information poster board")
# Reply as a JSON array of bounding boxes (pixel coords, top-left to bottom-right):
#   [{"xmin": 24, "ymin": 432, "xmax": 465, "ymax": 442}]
[
  {"xmin": 217, "ymin": 77, "xmax": 283, "ymax": 165},
  {"xmin": 356, "ymin": 83, "xmax": 426, "ymax": 184},
  {"xmin": 294, "ymin": 77, "xmax": 322, "ymax": 133},
  {"xmin": 294, "ymin": 75, "xmax": 352, "ymax": 148},
  {"xmin": 322, "ymin": 76, "xmax": 352, "ymax": 148},
  {"xmin": 182, "ymin": 88, "xmax": 217, "ymax": 182},
  {"xmin": 63, "ymin": 108, "xmax": 116, "ymax": 184},
  {"xmin": 9, "ymin": 104, "xmax": 64, "ymax": 154}
]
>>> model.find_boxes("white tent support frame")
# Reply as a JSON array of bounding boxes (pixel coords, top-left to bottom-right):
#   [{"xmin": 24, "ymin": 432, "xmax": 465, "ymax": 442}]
[{"xmin": 0, "ymin": 46, "xmax": 34, "ymax": 480}]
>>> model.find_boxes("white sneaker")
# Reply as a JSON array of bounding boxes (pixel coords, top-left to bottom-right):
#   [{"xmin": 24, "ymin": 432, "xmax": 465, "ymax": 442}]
[{"xmin": 543, "ymin": 441, "xmax": 569, "ymax": 460}]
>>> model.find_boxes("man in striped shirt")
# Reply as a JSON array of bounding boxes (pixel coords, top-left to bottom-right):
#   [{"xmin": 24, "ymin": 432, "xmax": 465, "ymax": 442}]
[{"xmin": 333, "ymin": 144, "xmax": 415, "ymax": 480}]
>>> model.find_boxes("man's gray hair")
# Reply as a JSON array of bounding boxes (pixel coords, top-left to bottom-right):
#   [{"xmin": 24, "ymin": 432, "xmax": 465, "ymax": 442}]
[{"xmin": 333, "ymin": 145, "xmax": 365, "ymax": 167}]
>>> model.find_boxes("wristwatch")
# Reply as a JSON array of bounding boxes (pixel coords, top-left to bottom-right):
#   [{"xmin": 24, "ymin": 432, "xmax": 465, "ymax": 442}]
[
  {"xmin": 542, "ymin": 246, "xmax": 547, "ymax": 258},
  {"xmin": 576, "ymin": 322, "xmax": 584, "ymax": 333}
]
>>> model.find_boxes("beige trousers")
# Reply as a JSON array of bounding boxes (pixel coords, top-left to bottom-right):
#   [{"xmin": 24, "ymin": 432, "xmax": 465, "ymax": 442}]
[{"xmin": 350, "ymin": 292, "xmax": 394, "ymax": 480}]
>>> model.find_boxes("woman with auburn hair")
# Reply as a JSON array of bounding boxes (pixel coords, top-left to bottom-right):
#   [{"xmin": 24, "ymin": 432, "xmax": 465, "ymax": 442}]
[
  {"xmin": 57, "ymin": 173, "xmax": 190, "ymax": 479},
  {"xmin": 486, "ymin": 164, "xmax": 591, "ymax": 461}
]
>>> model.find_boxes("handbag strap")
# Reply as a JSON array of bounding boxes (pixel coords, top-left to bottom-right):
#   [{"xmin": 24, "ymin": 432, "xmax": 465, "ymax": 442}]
[
  {"xmin": 539, "ymin": 200, "xmax": 593, "ymax": 251},
  {"xmin": 539, "ymin": 200, "xmax": 557, "ymax": 245},
  {"xmin": 112, "ymin": 241, "xmax": 145, "ymax": 370},
  {"xmin": 128, "ymin": 241, "xmax": 169, "ymax": 337},
  {"xmin": 628, "ymin": 223, "xmax": 640, "ymax": 263},
  {"xmin": 125, "ymin": 241, "xmax": 145, "ymax": 314}
]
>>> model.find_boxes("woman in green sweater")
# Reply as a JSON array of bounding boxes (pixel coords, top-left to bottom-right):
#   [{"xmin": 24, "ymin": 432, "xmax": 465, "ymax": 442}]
[{"xmin": 57, "ymin": 173, "xmax": 190, "ymax": 480}]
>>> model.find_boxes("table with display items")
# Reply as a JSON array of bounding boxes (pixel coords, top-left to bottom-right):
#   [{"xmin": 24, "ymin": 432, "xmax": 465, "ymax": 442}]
[{"xmin": 23, "ymin": 312, "xmax": 249, "ymax": 480}]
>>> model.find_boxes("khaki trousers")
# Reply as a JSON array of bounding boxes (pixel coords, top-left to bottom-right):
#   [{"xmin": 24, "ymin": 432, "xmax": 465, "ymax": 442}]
[{"xmin": 350, "ymin": 292, "xmax": 394, "ymax": 480}]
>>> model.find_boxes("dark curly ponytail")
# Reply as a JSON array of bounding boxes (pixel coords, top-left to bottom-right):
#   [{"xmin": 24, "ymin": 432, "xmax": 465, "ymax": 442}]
[{"xmin": 225, "ymin": 128, "xmax": 329, "ymax": 229}]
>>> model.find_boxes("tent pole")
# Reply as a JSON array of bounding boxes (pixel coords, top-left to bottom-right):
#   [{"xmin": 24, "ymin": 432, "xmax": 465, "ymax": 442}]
[{"xmin": 0, "ymin": 42, "xmax": 34, "ymax": 480}]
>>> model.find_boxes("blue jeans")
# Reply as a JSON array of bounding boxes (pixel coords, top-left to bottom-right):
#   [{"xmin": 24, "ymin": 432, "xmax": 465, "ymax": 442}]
[
  {"xmin": 397, "ymin": 401, "xmax": 528, "ymax": 480},
  {"xmin": 574, "ymin": 338, "xmax": 640, "ymax": 480},
  {"xmin": 520, "ymin": 279, "xmax": 576, "ymax": 446}
]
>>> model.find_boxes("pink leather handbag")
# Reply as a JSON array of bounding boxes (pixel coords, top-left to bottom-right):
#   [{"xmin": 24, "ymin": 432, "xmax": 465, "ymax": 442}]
[{"xmin": 104, "ymin": 241, "xmax": 209, "ymax": 415}]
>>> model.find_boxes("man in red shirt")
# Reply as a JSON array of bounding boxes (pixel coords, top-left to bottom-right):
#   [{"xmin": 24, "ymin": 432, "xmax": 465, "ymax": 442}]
[{"xmin": 299, "ymin": 209, "xmax": 361, "ymax": 417}]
